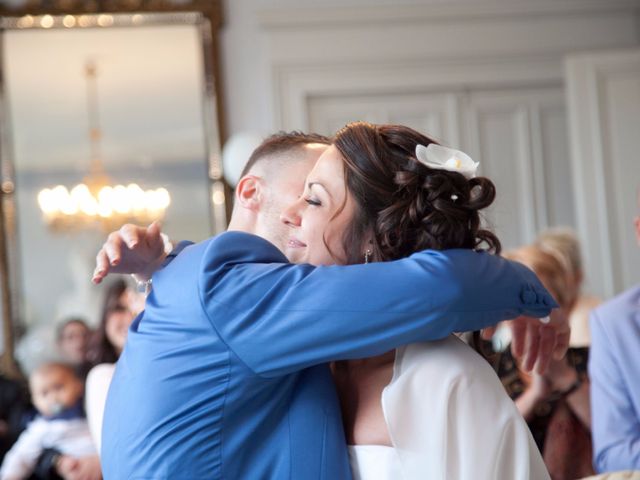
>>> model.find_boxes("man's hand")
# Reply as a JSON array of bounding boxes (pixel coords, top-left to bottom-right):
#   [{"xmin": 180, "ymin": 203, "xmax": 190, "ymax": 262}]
[
  {"xmin": 482, "ymin": 308, "xmax": 570, "ymax": 374},
  {"xmin": 92, "ymin": 222, "xmax": 167, "ymax": 284},
  {"xmin": 510, "ymin": 308, "xmax": 570, "ymax": 374}
]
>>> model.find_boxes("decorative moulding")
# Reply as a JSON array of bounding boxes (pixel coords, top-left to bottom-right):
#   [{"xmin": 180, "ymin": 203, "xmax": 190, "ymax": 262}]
[
  {"xmin": 257, "ymin": 0, "xmax": 640, "ymax": 29},
  {"xmin": 272, "ymin": 54, "xmax": 564, "ymax": 130}
]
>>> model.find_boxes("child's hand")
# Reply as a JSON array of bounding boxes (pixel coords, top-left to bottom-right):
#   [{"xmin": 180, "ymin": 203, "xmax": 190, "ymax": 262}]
[{"xmin": 55, "ymin": 455, "xmax": 79, "ymax": 478}]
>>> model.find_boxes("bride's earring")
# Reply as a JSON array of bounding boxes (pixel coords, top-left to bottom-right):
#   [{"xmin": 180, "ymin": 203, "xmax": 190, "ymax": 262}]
[{"xmin": 364, "ymin": 249, "xmax": 372, "ymax": 264}]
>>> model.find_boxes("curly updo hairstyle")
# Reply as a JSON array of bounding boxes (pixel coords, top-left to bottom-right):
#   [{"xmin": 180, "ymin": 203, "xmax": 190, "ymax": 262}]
[{"xmin": 334, "ymin": 122, "xmax": 500, "ymax": 264}]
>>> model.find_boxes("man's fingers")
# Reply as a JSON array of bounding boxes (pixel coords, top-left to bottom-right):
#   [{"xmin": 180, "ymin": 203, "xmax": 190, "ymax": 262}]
[
  {"xmin": 549, "ymin": 308, "xmax": 571, "ymax": 360},
  {"xmin": 522, "ymin": 321, "xmax": 540, "ymax": 372},
  {"xmin": 119, "ymin": 224, "xmax": 144, "ymax": 249},
  {"xmin": 534, "ymin": 324, "xmax": 556, "ymax": 374},
  {"xmin": 510, "ymin": 318, "xmax": 526, "ymax": 359},
  {"xmin": 481, "ymin": 326, "xmax": 497, "ymax": 340},
  {"xmin": 104, "ymin": 231, "xmax": 128, "ymax": 266},
  {"xmin": 145, "ymin": 221, "xmax": 164, "ymax": 250},
  {"xmin": 553, "ymin": 330, "xmax": 571, "ymax": 360},
  {"xmin": 93, "ymin": 249, "xmax": 110, "ymax": 284}
]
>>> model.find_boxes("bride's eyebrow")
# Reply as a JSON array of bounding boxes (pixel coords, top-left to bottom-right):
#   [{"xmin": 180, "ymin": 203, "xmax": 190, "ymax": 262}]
[{"xmin": 308, "ymin": 182, "xmax": 332, "ymax": 199}]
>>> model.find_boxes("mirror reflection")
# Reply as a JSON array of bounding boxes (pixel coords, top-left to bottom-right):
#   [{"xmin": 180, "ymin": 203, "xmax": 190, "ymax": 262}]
[{"xmin": 0, "ymin": 15, "xmax": 223, "ymax": 371}]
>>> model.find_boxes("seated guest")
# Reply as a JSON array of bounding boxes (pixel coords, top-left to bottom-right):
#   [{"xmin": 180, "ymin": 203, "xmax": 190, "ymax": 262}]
[
  {"xmin": 0, "ymin": 363, "xmax": 96, "ymax": 480},
  {"xmin": 85, "ymin": 279, "xmax": 141, "ymax": 453},
  {"xmin": 56, "ymin": 318, "xmax": 92, "ymax": 380},
  {"xmin": 589, "ymin": 189, "xmax": 640, "ymax": 473},
  {"xmin": 535, "ymin": 227, "xmax": 601, "ymax": 350},
  {"xmin": 503, "ymin": 245, "xmax": 594, "ymax": 480}
]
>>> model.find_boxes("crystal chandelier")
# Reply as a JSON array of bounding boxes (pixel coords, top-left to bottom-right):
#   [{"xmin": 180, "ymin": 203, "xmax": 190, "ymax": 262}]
[{"xmin": 37, "ymin": 61, "xmax": 170, "ymax": 232}]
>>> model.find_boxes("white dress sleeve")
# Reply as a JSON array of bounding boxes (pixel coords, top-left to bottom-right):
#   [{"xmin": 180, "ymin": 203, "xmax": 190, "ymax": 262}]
[
  {"xmin": 85, "ymin": 363, "xmax": 115, "ymax": 456},
  {"xmin": 381, "ymin": 336, "xmax": 550, "ymax": 480},
  {"xmin": 0, "ymin": 418, "xmax": 47, "ymax": 480}
]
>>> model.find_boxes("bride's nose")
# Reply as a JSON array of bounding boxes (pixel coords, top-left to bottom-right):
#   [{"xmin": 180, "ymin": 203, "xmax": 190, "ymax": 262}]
[{"xmin": 280, "ymin": 201, "xmax": 302, "ymax": 227}]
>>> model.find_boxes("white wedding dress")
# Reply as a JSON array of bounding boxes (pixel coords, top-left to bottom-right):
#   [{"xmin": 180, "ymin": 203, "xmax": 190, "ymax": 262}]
[{"xmin": 349, "ymin": 336, "xmax": 550, "ymax": 480}]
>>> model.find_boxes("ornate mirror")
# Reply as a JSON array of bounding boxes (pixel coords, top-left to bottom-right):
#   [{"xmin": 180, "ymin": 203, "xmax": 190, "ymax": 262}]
[{"xmin": 0, "ymin": 0, "xmax": 227, "ymax": 377}]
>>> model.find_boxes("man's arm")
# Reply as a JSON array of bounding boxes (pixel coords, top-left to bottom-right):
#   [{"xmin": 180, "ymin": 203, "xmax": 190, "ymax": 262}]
[
  {"xmin": 95, "ymin": 225, "xmax": 566, "ymax": 374},
  {"xmin": 181, "ymin": 232, "xmax": 556, "ymax": 377},
  {"xmin": 589, "ymin": 310, "xmax": 640, "ymax": 472}
]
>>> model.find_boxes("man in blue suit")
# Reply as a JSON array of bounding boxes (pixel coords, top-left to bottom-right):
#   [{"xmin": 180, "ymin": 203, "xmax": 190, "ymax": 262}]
[
  {"xmin": 589, "ymin": 189, "xmax": 640, "ymax": 472},
  {"xmin": 96, "ymin": 132, "xmax": 564, "ymax": 479}
]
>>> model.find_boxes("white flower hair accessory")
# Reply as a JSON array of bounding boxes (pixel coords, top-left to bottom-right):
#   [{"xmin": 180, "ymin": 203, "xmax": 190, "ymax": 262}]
[{"xmin": 415, "ymin": 143, "xmax": 479, "ymax": 179}]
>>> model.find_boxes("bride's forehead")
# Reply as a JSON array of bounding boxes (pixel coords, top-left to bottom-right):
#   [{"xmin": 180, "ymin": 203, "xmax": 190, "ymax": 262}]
[{"xmin": 310, "ymin": 147, "xmax": 345, "ymax": 177}]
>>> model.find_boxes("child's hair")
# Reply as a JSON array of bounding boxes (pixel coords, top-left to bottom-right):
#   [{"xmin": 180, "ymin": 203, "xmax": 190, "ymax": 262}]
[{"xmin": 30, "ymin": 362, "xmax": 78, "ymax": 384}]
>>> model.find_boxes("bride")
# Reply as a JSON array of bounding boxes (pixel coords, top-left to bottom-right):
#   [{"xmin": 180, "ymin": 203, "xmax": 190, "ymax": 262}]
[{"xmin": 280, "ymin": 122, "xmax": 549, "ymax": 479}]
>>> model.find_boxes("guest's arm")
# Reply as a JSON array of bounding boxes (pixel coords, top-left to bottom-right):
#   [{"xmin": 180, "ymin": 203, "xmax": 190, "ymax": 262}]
[
  {"xmin": 545, "ymin": 358, "xmax": 591, "ymax": 429},
  {"xmin": 85, "ymin": 364, "xmax": 115, "ymax": 454},
  {"xmin": 589, "ymin": 310, "xmax": 640, "ymax": 472},
  {"xmin": 0, "ymin": 420, "xmax": 45, "ymax": 480},
  {"xmin": 515, "ymin": 374, "xmax": 550, "ymax": 422}
]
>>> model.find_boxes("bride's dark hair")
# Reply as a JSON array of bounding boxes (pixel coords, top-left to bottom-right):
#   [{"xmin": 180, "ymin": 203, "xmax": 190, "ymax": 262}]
[{"xmin": 333, "ymin": 122, "xmax": 500, "ymax": 264}]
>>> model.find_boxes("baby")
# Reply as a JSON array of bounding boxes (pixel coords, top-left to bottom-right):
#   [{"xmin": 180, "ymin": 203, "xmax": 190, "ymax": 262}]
[{"xmin": 0, "ymin": 363, "xmax": 97, "ymax": 480}]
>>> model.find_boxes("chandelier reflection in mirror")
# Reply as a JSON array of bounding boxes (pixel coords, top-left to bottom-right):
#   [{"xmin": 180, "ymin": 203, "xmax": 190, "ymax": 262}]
[{"xmin": 37, "ymin": 61, "xmax": 170, "ymax": 232}]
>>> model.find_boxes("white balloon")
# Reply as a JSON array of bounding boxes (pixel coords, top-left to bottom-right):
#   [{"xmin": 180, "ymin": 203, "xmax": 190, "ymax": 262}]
[
  {"xmin": 15, "ymin": 325, "xmax": 59, "ymax": 375},
  {"xmin": 221, "ymin": 133, "xmax": 264, "ymax": 187}
]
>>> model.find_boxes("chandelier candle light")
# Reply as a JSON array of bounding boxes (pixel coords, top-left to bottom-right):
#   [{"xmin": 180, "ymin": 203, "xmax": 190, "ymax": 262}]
[{"xmin": 37, "ymin": 61, "xmax": 170, "ymax": 232}]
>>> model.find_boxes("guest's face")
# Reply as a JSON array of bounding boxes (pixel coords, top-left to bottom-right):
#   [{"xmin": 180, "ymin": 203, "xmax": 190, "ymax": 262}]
[
  {"xmin": 105, "ymin": 289, "xmax": 142, "ymax": 354},
  {"xmin": 30, "ymin": 367, "xmax": 83, "ymax": 417},
  {"xmin": 281, "ymin": 145, "xmax": 355, "ymax": 266},
  {"xmin": 57, "ymin": 321, "xmax": 90, "ymax": 365}
]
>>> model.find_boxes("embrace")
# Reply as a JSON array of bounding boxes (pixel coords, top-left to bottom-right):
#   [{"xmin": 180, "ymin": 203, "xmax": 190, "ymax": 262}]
[{"xmin": 93, "ymin": 122, "xmax": 569, "ymax": 479}]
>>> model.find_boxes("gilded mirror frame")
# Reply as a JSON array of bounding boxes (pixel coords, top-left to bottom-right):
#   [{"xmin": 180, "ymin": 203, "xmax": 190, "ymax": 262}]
[{"xmin": 0, "ymin": 0, "xmax": 227, "ymax": 378}]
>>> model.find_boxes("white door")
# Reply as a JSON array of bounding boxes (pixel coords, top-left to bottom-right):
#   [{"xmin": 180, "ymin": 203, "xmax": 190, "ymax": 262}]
[
  {"xmin": 566, "ymin": 48, "xmax": 640, "ymax": 298},
  {"xmin": 307, "ymin": 86, "xmax": 571, "ymax": 251}
]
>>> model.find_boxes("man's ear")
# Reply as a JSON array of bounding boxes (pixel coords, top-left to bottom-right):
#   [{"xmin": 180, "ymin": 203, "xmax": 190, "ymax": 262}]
[
  {"xmin": 634, "ymin": 216, "xmax": 640, "ymax": 246},
  {"xmin": 235, "ymin": 175, "xmax": 263, "ymax": 212}
]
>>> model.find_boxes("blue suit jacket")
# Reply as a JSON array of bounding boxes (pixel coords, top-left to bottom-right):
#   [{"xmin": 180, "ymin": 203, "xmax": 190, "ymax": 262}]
[
  {"xmin": 589, "ymin": 285, "xmax": 640, "ymax": 472},
  {"xmin": 102, "ymin": 232, "xmax": 554, "ymax": 479}
]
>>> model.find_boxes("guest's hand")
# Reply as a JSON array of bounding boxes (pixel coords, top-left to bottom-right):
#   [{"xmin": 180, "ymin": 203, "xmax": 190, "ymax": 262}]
[
  {"xmin": 56, "ymin": 454, "xmax": 102, "ymax": 480},
  {"xmin": 543, "ymin": 356, "xmax": 579, "ymax": 393},
  {"xmin": 92, "ymin": 222, "xmax": 167, "ymax": 284},
  {"xmin": 510, "ymin": 308, "xmax": 570, "ymax": 374}
]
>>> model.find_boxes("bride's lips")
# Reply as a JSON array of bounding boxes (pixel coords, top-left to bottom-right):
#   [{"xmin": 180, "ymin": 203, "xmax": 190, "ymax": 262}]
[{"xmin": 288, "ymin": 238, "xmax": 306, "ymax": 248}]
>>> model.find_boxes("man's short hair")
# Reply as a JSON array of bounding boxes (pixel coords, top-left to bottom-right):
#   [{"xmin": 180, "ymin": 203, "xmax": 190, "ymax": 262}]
[{"xmin": 239, "ymin": 131, "xmax": 331, "ymax": 178}]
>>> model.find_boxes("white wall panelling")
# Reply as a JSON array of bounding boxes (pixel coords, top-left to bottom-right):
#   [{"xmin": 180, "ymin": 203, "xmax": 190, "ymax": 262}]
[
  {"xmin": 218, "ymin": 0, "xmax": 639, "ymax": 288},
  {"xmin": 289, "ymin": 55, "xmax": 568, "ymax": 249},
  {"xmin": 566, "ymin": 48, "xmax": 640, "ymax": 298},
  {"xmin": 307, "ymin": 92, "xmax": 460, "ymax": 145}
]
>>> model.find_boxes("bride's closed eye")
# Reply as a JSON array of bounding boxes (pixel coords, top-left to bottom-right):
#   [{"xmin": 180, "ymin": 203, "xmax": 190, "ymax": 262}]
[{"xmin": 305, "ymin": 197, "xmax": 322, "ymax": 206}]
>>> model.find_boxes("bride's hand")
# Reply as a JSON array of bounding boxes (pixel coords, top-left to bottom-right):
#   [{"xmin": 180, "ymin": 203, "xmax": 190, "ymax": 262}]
[
  {"xmin": 92, "ymin": 222, "xmax": 167, "ymax": 284},
  {"xmin": 509, "ymin": 308, "xmax": 570, "ymax": 374}
]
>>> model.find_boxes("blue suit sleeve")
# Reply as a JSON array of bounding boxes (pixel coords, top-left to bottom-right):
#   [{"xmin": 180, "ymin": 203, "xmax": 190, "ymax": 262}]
[
  {"xmin": 589, "ymin": 310, "xmax": 640, "ymax": 472},
  {"xmin": 198, "ymin": 232, "xmax": 555, "ymax": 377}
]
